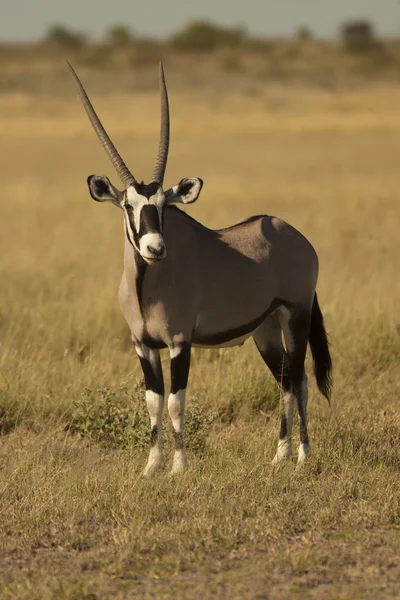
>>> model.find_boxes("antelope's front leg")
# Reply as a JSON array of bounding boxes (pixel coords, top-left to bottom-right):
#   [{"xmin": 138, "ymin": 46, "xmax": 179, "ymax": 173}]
[
  {"xmin": 168, "ymin": 343, "xmax": 191, "ymax": 475},
  {"xmin": 135, "ymin": 344, "xmax": 165, "ymax": 477}
]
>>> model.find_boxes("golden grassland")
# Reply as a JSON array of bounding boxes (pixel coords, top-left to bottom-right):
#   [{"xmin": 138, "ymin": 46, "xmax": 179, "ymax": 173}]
[{"xmin": 0, "ymin": 78, "xmax": 399, "ymax": 599}]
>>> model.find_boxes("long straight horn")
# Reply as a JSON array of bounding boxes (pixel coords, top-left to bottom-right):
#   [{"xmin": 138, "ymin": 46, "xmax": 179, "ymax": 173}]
[
  {"xmin": 152, "ymin": 62, "xmax": 170, "ymax": 185},
  {"xmin": 66, "ymin": 61, "xmax": 136, "ymax": 188}
]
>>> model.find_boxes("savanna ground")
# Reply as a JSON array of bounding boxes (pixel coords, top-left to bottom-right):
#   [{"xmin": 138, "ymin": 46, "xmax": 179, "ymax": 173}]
[{"xmin": 0, "ymin": 62, "xmax": 399, "ymax": 599}]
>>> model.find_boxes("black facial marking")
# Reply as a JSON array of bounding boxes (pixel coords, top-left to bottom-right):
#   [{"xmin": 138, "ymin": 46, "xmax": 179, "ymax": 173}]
[
  {"xmin": 125, "ymin": 204, "xmax": 147, "ymax": 310},
  {"xmin": 139, "ymin": 205, "xmax": 161, "ymax": 235},
  {"xmin": 133, "ymin": 181, "xmax": 160, "ymax": 199},
  {"xmin": 173, "ymin": 430, "xmax": 184, "ymax": 451},
  {"xmin": 124, "ymin": 204, "xmax": 142, "ymax": 252},
  {"xmin": 170, "ymin": 343, "xmax": 191, "ymax": 394},
  {"xmin": 193, "ymin": 298, "xmax": 281, "ymax": 346},
  {"xmin": 138, "ymin": 356, "xmax": 164, "ymax": 395}
]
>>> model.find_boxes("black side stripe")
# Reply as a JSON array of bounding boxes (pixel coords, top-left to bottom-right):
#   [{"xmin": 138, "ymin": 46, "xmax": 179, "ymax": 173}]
[{"xmin": 193, "ymin": 298, "xmax": 281, "ymax": 346}]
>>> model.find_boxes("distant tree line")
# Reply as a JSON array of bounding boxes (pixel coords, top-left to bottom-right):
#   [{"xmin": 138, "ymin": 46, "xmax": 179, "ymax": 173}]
[
  {"xmin": 45, "ymin": 23, "xmax": 135, "ymax": 47},
  {"xmin": 45, "ymin": 19, "xmax": 380, "ymax": 54}
]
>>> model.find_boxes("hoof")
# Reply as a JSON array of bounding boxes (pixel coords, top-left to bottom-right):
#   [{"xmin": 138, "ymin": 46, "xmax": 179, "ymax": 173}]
[
  {"xmin": 272, "ymin": 441, "xmax": 292, "ymax": 465},
  {"xmin": 143, "ymin": 452, "xmax": 165, "ymax": 478},
  {"xmin": 170, "ymin": 450, "xmax": 187, "ymax": 475},
  {"xmin": 297, "ymin": 443, "xmax": 311, "ymax": 465}
]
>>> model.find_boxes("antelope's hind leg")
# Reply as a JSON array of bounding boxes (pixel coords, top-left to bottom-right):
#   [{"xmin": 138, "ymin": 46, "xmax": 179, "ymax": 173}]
[
  {"xmin": 135, "ymin": 344, "xmax": 165, "ymax": 477},
  {"xmin": 279, "ymin": 306, "xmax": 311, "ymax": 464},
  {"xmin": 253, "ymin": 312, "xmax": 294, "ymax": 463}
]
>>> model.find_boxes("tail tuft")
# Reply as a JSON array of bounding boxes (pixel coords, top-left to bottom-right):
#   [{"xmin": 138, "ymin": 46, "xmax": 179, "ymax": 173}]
[{"xmin": 309, "ymin": 293, "xmax": 332, "ymax": 402}]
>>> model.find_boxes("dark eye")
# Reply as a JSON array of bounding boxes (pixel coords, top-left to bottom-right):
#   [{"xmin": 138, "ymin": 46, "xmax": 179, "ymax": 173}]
[{"xmin": 124, "ymin": 204, "xmax": 133, "ymax": 213}]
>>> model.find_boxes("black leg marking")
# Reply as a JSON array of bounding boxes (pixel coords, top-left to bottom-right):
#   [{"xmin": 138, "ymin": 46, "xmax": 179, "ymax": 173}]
[
  {"xmin": 285, "ymin": 308, "xmax": 311, "ymax": 455},
  {"xmin": 170, "ymin": 343, "xmax": 191, "ymax": 394},
  {"xmin": 280, "ymin": 415, "xmax": 288, "ymax": 440},
  {"xmin": 138, "ymin": 355, "xmax": 164, "ymax": 395},
  {"xmin": 256, "ymin": 345, "xmax": 291, "ymax": 391},
  {"xmin": 173, "ymin": 431, "xmax": 184, "ymax": 450},
  {"xmin": 255, "ymin": 343, "xmax": 292, "ymax": 443},
  {"xmin": 150, "ymin": 425, "xmax": 158, "ymax": 447},
  {"xmin": 169, "ymin": 344, "xmax": 192, "ymax": 468},
  {"xmin": 139, "ymin": 205, "xmax": 161, "ymax": 236},
  {"xmin": 136, "ymin": 346, "xmax": 165, "ymax": 471},
  {"xmin": 296, "ymin": 388, "xmax": 309, "ymax": 446},
  {"xmin": 300, "ymin": 422, "xmax": 309, "ymax": 445}
]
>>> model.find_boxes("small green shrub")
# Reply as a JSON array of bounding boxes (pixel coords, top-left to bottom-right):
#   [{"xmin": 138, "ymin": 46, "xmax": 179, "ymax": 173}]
[
  {"xmin": 68, "ymin": 381, "xmax": 216, "ymax": 454},
  {"xmin": 45, "ymin": 25, "xmax": 86, "ymax": 48},
  {"xmin": 170, "ymin": 20, "xmax": 245, "ymax": 53},
  {"xmin": 220, "ymin": 374, "xmax": 279, "ymax": 424},
  {"xmin": 76, "ymin": 45, "xmax": 111, "ymax": 68},
  {"xmin": 68, "ymin": 380, "xmax": 148, "ymax": 450},
  {"xmin": 106, "ymin": 25, "xmax": 133, "ymax": 46},
  {"xmin": 296, "ymin": 26, "xmax": 313, "ymax": 41},
  {"xmin": 131, "ymin": 41, "xmax": 163, "ymax": 66},
  {"xmin": 185, "ymin": 398, "xmax": 216, "ymax": 456},
  {"xmin": 340, "ymin": 20, "xmax": 378, "ymax": 54}
]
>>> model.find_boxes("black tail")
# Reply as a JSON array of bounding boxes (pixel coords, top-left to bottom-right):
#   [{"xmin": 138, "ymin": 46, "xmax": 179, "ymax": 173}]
[{"xmin": 308, "ymin": 293, "xmax": 332, "ymax": 402}]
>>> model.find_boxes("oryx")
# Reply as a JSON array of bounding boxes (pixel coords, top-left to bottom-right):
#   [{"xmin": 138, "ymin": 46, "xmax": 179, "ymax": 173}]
[{"xmin": 68, "ymin": 61, "xmax": 332, "ymax": 475}]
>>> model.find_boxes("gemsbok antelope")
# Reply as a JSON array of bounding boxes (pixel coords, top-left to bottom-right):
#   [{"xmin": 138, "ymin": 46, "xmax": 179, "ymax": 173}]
[{"xmin": 68, "ymin": 61, "xmax": 332, "ymax": 475}]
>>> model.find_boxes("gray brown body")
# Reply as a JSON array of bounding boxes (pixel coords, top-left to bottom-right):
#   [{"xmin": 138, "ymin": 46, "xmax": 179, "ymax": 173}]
[{"xmin": 119, "ymin": 208, "xmax": 319, "ymax": 350}]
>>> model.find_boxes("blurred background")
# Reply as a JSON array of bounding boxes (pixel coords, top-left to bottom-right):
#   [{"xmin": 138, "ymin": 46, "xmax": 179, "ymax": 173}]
[{"xmin": 1, "ymin": 0, "xmax": 400, "ymax": 93}]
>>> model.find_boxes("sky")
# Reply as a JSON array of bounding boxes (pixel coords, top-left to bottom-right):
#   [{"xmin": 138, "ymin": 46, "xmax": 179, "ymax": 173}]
[{"xmin": 2, "ymin": 0, "xmax": 400, "ymax": 42}]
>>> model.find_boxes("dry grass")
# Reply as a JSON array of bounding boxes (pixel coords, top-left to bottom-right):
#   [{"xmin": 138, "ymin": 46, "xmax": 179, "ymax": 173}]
[{"xmin": 0, "ymin": 79, "xmax": 399, "ymax": 599}]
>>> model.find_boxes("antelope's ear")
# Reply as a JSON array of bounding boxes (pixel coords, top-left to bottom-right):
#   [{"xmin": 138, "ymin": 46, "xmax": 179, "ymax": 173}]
[
  {"xmin": 87, "ymin": 175, "xmax": 123, "ymax": 208},
  {"xmin": 165, "ymin": 178, "xmax": 203, "ymax": 205}
]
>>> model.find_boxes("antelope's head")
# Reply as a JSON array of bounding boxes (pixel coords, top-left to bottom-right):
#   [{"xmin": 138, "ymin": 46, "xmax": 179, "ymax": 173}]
[{"xmin": 68, "ymin": 62, "xmax": 203, "ymax": 264}]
